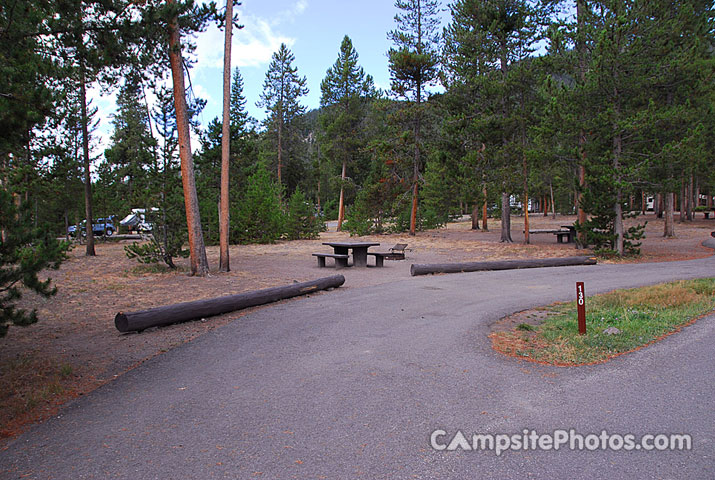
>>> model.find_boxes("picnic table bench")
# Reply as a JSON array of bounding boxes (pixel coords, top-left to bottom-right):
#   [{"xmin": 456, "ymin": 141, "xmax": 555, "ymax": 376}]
[
  {"xmin": 367, "ymin": 252, "xmax": 390, "ymax": 267},
  {"xmin": 312, "ymin": 252, "xmax": 349, "ymax": 268},
  {"xmin": 524, "ymin": 229, "xmax": 563, "ymax": 234}
]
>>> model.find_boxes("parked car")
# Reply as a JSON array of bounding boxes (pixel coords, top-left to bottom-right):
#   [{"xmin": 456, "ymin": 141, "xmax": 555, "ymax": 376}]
[{"xmin": 67, "ymin": 218, "xmax": 116, "ymax": 237}]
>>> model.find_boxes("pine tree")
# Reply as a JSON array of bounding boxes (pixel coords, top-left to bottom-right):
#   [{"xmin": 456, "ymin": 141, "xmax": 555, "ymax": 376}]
[
  {"xmin": 320, "ymin": 35, "xmax": 376, "ymax": 231},
  {"xmin": 577, "ymin": 0, "xmax": 647, "ymax": 255},
  {"xmin": 257, "ymin": 43, "xmax": 309, "ymax": 187},
  {"xmin": 104, "ymin": 78, "xmax": 157, "ymax": 209},
  {"xmin": 0, "ymin": 0, "xmax": 55, "ymax": 161},
  {"xmin": 228, "ymin": 68, "xmax": 258, "ymax": 184},
  {"xmin": 633, "ymin": 0, "xmax": 713, "ymax": 238},
  {"xmin": 44, "ymin": 0, "xmax": 154, "ymax": 256},
  {"xmin": 234, "ymin": 163, "xmax": 284, "ymax": 244},
  {"xmin": 196, "ymin": 70, "xmax": 255, "ymax": 246},
  {"xmin": 230, "ymin": 69, "xmax": 251, "ymax": 142},
  {"xmin": 443, "ymin": 0, "xmax": 551, "ymax": 244},
  {"xmin": 0, "ymin": 189, "xmax": 70, "ymax": 337},
  {"xmin": 388, "ymin": 0, "xmax": 441, "ymax": 236}
]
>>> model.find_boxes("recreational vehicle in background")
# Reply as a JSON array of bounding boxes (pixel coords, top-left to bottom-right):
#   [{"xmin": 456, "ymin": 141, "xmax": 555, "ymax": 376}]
[{"xmin": 120, "ymin": 208, "xmax": 158, "ymax": 233}]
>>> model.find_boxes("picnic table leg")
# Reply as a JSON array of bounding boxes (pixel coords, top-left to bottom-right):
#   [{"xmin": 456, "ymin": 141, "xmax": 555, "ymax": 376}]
[
  {"xmin": 353, "ymin": 247, "xmax": 368, "ymax": 267},
  {"xmin": 332, "ymin": 247, "xmax": 351, "ymax": 267},
  {"xmin": 317, "ymin": 256, "xmax": 326, "ymax": 268},
  {"xmin": 375, "ymin": 255, "xmax": 384, "ymax": 267}
]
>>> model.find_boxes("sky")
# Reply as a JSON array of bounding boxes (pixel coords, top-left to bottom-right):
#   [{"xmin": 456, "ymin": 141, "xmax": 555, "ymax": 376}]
[
  {"xmin": 190, "ymin": 0, "xmax": 450, "ymax": 125},
  {"xmin": 92, "ymin": 0, "xmax": 451, "ymax": 152}
]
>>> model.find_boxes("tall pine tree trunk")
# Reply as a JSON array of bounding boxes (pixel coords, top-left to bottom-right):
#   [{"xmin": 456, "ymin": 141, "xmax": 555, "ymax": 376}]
[
  {"xmin": 679, "ymin": 178, "xmax": 686, "ymax": 223},
  {"xmin": 336, "ymin": 159, "xmax": 346, "ymax": 231},
  {"xmin": 482, "ymin": 185, "xmax": 488, "ymax": 231},
  {"xmin": 576, "ymin": 0, "xmax": 588, "ymax": 247},
  {"xmin": 687, "ymin": 174, "xmax": 694, "ymax": 221},
  {"xmin": 316, "ymin": 141, "xmax": 321, "ymax": 213},
  {"xmin": 613, "ymin": 131, "xmax": 624, "ymax": 256},
  {"xmin": 409, "ymin": 86, "xmax": 421, "ymax": 237},
  {"xmin": 79, "ymin": 63, "xmax": 96, "ymax": 257},
  {"xmin": 219, "ymin": 0, "xmax": 233, "ymax": 273},
  {"xmin": 277, "ymin": 116, "xmax": 283, "ymax": 185},
  {"xmin": 522, "ymin": 153, "xmax": 529, "ymax": 245},
  {"xmin": 664, "ymin": 191, "xmax": 674, "ymax": 237},
  {"xmin": 471, "ymin": 203, "xmax": 480, "ymax": 230},
  {"xmin": 497, "ymin": 43, "xmax": 512, "ymax": 244},
  {"xmin": 168, "ymin": 6, "xmax": 209, "ymax": 276},
  {"xmin": 500, "ymin": 191, "xmax": 512, "ymax": 243},
  {"xmin": 694, "ymin": 180, "xmax": 700, "ymax": 215}
]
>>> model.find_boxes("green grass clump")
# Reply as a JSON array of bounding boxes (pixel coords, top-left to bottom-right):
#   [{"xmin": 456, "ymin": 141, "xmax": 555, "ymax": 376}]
[{"xmin": 493, "ymin": 278, "xmax": 715, "ymax": 365}]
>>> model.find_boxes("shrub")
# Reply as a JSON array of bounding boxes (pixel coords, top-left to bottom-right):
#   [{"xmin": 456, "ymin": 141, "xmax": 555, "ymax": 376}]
[
  {"xmin": 285, "ymin": 188, "xmax": 324, "ymax": 240},
  {"xmin": 124, "ymin": 178, "xmax": 189, "ymax": 269},
  {"xmin": 233, "ymin": 163, "xmax": 284, "ymax": 244}
]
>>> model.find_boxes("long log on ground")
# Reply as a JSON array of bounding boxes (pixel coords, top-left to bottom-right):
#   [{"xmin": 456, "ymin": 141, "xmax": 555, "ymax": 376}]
[
  {"xmin": 115, "ymin": 234, "xmax": 144, "ymax": 240},
  {"xmin": 410, "ymin": 256, "xmax": 597, "ymax": 276},
  {"xmin": 115, "ymin": 275, "xmax": 345, "ymax": 333}
]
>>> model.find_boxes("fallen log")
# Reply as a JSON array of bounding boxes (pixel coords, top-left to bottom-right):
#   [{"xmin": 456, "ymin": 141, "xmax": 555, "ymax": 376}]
[
  {"xmin": 410, "ymin": 256, "xmax": 597, "ymax": 276},
  {"xmin": 115, "ymin": 275, "xmax": 345, "ymax": 333}
]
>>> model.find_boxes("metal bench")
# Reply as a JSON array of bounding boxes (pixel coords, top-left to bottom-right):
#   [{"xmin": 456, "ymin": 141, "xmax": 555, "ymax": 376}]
[{"xmin": 312, "ymin": 253, "xmax": 349, "ymax": 268}]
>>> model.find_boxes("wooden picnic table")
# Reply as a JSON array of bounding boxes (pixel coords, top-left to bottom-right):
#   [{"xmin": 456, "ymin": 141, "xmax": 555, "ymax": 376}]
[{"xmin": 322, "ymin": 241, "xmax": 380, "ymax": 267}]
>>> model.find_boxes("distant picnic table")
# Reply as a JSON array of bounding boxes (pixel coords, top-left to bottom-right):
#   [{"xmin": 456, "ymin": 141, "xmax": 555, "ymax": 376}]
[{"xmin": 322, "ymin": 241, "xmax": 380, "ymax": 267}]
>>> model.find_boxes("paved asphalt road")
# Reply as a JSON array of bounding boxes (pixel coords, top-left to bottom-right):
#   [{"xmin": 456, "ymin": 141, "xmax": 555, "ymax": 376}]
[{"xmin": 1, "ymin": 254, "xmax": 714, "ymax": 479}]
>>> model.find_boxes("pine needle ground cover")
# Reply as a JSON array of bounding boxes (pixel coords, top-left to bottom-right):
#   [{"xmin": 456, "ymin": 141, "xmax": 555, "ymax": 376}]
[{"xmin": 491, "ymin": 279, "xmax": 715, "ymax": 366}]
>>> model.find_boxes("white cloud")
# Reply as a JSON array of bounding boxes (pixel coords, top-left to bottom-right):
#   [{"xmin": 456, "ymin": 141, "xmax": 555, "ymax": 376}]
[
  {"xmin": 291, "ymin": 0, "xmax": 308, "ymax": 16},
  {"xmin": 194, "ymin": 12, "xmax": 296, "ymax": 70},
  {"xmin": 233, "ymin": 16, "xmax": 296, "ymax": 67}
]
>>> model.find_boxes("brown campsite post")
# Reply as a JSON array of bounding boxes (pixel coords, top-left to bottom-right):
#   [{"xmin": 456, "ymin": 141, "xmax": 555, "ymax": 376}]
[{"xmin": 576, "ymin": 282, "xmax": 586, "ymax": 335}]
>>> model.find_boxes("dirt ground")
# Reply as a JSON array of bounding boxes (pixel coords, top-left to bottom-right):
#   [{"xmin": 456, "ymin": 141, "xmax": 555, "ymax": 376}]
[{"xmin": 2, "ymin": 212, "xmax": 713, "ymax": 441}]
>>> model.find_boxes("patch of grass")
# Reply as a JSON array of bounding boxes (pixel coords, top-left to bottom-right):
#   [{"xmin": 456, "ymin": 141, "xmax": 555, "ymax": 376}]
[
  {"xmin": 59, "ymin": 364, "xmax": 73, "ymax": 378},
  {"xmin": 491, "ymin": 278, "xmax": 715, "ymax": 365},
  {"xmin": 516, "ymin": 323, "xmax": 535, "ymax": 331},
  {"xmin": 0, "ymin": 355, "xmax": 77, "ymax": 435}
]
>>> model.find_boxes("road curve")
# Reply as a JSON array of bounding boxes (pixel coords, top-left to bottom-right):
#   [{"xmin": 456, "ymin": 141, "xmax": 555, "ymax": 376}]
[{"xmin": 1, "ymin": 255, "xmax": 714, "ymax": 479}]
